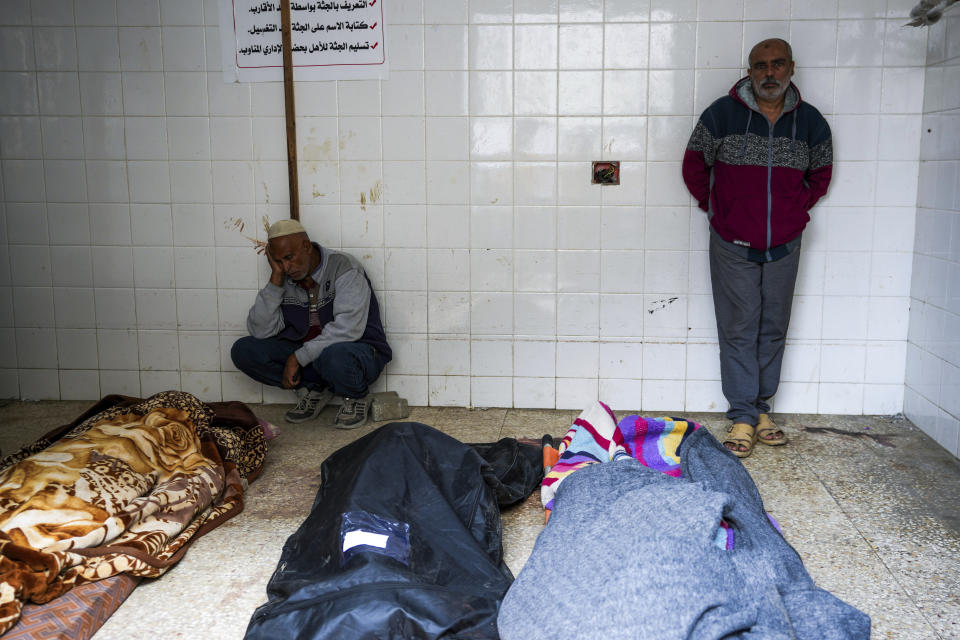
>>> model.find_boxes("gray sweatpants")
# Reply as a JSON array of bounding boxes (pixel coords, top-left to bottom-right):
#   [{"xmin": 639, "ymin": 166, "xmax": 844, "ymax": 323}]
[{"xmin": 709, "ymin": 234, "xmax": 801, "ymax": 426}]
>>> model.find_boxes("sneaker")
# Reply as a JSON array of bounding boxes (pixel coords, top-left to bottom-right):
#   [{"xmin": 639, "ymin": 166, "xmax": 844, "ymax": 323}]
[
  {"xmin": 335, "ymin": 394, "xmax": 371, "ymax": 429},
  {"xmin": 285, "ymin": 388, "xmax": 333, "ymax": 423}
]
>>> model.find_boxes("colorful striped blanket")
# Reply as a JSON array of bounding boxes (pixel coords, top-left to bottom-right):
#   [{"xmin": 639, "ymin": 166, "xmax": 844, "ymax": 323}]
[{"xmin": 540, "ymin": 402, "xmax": 733, "ymax": 548}]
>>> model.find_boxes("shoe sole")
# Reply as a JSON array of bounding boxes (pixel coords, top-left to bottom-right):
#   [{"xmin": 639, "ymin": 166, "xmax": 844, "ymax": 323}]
[
  {"xmin": 284, "ymin": 405, "xmax": 327, "ymax": 424},
  {"xmin": 284, "ymin": 412, "xmax": 323, "ymax": 424},
  {"xmin": 334, "ymin": 419, "xmax": 367, "ymax": 430}
]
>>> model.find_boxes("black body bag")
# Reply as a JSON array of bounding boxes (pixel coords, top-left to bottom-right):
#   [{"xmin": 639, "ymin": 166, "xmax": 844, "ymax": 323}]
[{"xmin": 244, "ymin": 422, "xmax": 542, "ymax": 640}]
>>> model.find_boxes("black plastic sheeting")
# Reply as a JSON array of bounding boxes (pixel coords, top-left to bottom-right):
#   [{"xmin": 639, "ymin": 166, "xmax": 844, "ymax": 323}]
[
  {"xmin": 245, "ymin": 422, "xmax": 542, "ymax": 640},
  {"xmin": 469, "ymin": 438, "xmax": 542, "ymax": 508}
]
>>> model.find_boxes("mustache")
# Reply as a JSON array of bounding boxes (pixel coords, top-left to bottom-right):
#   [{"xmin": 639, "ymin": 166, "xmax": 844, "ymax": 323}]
[{"xmin": 752, "ymin": 75, "xmax": 788, "ymax": 97}]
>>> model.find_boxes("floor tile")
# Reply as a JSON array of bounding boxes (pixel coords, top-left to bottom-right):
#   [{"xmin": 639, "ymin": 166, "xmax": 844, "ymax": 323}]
[
  {"xmin": 791, "ymin": 539, "xmax": 940, "ymax": 639},
  {"xmin": 757, "ymin": 476, "xmax": 844, "ymax": 513},
  {"xmin": 770, "ymin": 506, "xmax": 863, "ymax": 545},
  {"xmin": 917, "ymin": 598, "xmax": 960, "ymax": 639},
  {"xmin": 500, "ymin": 408, "xmax": 577, "ymax": 439},
  {"xmin": 0, "ymin": 399, "xmax": 91, "ymax": 454},
  {"xmin": 500, "ymin": 491, "xmax": 545, "ymax": 575},
  {"xmin": 854, "ymin": 512, "xmax": 960, "ymax": 601}
]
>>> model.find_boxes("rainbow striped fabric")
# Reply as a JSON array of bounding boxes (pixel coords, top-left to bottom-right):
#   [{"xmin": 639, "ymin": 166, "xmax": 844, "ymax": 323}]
[
  {"xmin": 616, "ymin": 414, "xmax": 701, "ymax": 478},
  {"xmin": 541, "ymin": 402, "xmax": 703, "ymax": 512},
  {"xmin": 540, "ymin": 402, "xmax": 626, "ymax": 515},
  {"xmin": 540, "ymin": 402, "xmax": 735, "ymax": 549}
]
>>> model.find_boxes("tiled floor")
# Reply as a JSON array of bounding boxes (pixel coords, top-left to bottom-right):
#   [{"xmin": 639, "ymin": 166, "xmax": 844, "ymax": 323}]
[{"xmin": 1, "ymin": 401, "xmax": 959, "ymax": 639}]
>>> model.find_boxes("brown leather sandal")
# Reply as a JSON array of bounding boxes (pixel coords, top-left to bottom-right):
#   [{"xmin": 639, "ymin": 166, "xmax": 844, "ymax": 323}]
[
  {"xmin": 724, "ymin": 422, "xmax": 757, "ymax": 458},
  {"xmin": 756, "ymin": 413, "xmax": 788, "ymax": 446}
]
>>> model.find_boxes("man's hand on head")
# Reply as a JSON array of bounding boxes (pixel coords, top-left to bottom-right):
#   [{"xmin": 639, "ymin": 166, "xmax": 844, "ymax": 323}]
[
  {"xmin": 282, "ymin": 353, "xmax": 301, "ymax": 388},
  {"xmin": 266, "ymin": 244, "xmax": 285, "ymax": 287}
]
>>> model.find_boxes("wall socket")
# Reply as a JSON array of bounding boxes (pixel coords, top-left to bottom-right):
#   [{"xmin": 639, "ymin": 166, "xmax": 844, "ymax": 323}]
[{"xmin": 592, "ymin": 161, "xmax": 620, "ymax": 185}]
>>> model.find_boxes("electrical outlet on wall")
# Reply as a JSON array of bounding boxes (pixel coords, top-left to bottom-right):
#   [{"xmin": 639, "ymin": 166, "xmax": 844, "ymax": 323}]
[{"xmin": 592, "ymin": 161, "xmax": 620, "ymax": 185}]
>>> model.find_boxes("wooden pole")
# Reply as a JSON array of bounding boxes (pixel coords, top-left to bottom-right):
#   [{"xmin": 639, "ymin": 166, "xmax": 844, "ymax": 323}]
[{"xmin": 280, "ymin": 0, "xmax": 300, "ymax": 220}]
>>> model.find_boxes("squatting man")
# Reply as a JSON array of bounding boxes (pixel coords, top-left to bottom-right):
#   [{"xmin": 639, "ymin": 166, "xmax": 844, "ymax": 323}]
[{"xmin": 231, "ymin": 220, "xmax": 392, "ymax": 428}]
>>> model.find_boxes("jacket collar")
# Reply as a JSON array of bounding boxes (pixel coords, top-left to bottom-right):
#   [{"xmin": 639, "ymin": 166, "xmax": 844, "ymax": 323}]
[{"xmin": 730, "ymin": 76, "xmax": 801, "ymax": 115}]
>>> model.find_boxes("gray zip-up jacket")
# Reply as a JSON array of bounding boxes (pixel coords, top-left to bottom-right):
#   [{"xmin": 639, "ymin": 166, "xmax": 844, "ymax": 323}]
[{"xmin": 246, "ymin": 244, "xmax": 391, "ymax": 365}]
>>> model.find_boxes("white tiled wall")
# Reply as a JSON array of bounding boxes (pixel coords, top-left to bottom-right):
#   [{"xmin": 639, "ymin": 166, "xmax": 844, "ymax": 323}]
[
  {"xmin": 0, "ymin": 0, "xmax": 929, "ymax": 414},
  {"xmin": 905, "ymin": 10, "xmax": 960, "ymax": 457}
]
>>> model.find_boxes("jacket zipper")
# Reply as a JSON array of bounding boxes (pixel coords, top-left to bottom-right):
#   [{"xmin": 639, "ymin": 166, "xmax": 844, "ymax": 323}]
[
  {"xmin": 766, "ymin": 120, "xmax": 773, "ymax": 261},
  {"xmin": 764, "ymin": 106, "xmax": 790, "ymax": 260}
]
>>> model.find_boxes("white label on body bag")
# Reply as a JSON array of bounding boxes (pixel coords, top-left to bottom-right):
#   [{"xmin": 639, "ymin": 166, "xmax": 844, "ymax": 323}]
[{"xmin": 343, "ymin": 529, "xmax": 389, "ymax": 552}]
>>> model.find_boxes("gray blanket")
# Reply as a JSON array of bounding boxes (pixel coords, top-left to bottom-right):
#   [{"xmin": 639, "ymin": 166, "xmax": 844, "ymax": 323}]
[{"xmin": 498, "ymin": 428, "xmax": 870, "ymax": 639}]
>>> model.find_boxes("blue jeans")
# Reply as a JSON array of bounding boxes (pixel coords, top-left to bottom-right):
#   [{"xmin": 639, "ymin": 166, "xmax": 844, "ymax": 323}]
[{"xmin": 231, "ymin": 336, "xmax": 387, "ymax": 398}]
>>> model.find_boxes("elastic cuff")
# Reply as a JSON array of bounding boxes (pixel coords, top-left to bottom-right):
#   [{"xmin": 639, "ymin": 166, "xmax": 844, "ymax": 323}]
[{"xmin": 294, "ymin": 347, "xmax": 311, "ymax": 367}]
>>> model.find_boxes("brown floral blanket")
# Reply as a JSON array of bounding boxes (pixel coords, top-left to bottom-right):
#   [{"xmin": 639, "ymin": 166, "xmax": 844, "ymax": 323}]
[{"xmin": 0, "ymin": 391, "xmax": 266, "ymax": 635}]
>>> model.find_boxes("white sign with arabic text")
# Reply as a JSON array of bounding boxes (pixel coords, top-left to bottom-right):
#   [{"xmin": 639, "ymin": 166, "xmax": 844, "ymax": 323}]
[{"xmin": 219, "ymin": 0, "xmax": 388, "ymax": 82}]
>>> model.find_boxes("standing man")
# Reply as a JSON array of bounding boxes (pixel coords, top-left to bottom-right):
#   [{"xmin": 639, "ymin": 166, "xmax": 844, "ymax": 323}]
[
  {"xmin": 231, "ymin": 220, "xmax": 392, "ymax": 428},
  {"xmin": 682, "ymin": 39, "xmax": 832, "ymax": 457}
]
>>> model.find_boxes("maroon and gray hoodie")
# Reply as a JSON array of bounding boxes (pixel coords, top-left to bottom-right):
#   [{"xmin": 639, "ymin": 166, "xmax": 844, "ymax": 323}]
[{"xmin": 682, "ymin": 77, "xmax": 832, "ymax": 262}]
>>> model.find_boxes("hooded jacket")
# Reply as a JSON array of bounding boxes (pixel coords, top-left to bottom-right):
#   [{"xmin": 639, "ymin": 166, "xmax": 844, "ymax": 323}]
[{"xmin": 682, "ymin": 77, "xmax": 832, "ymax": 262}]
